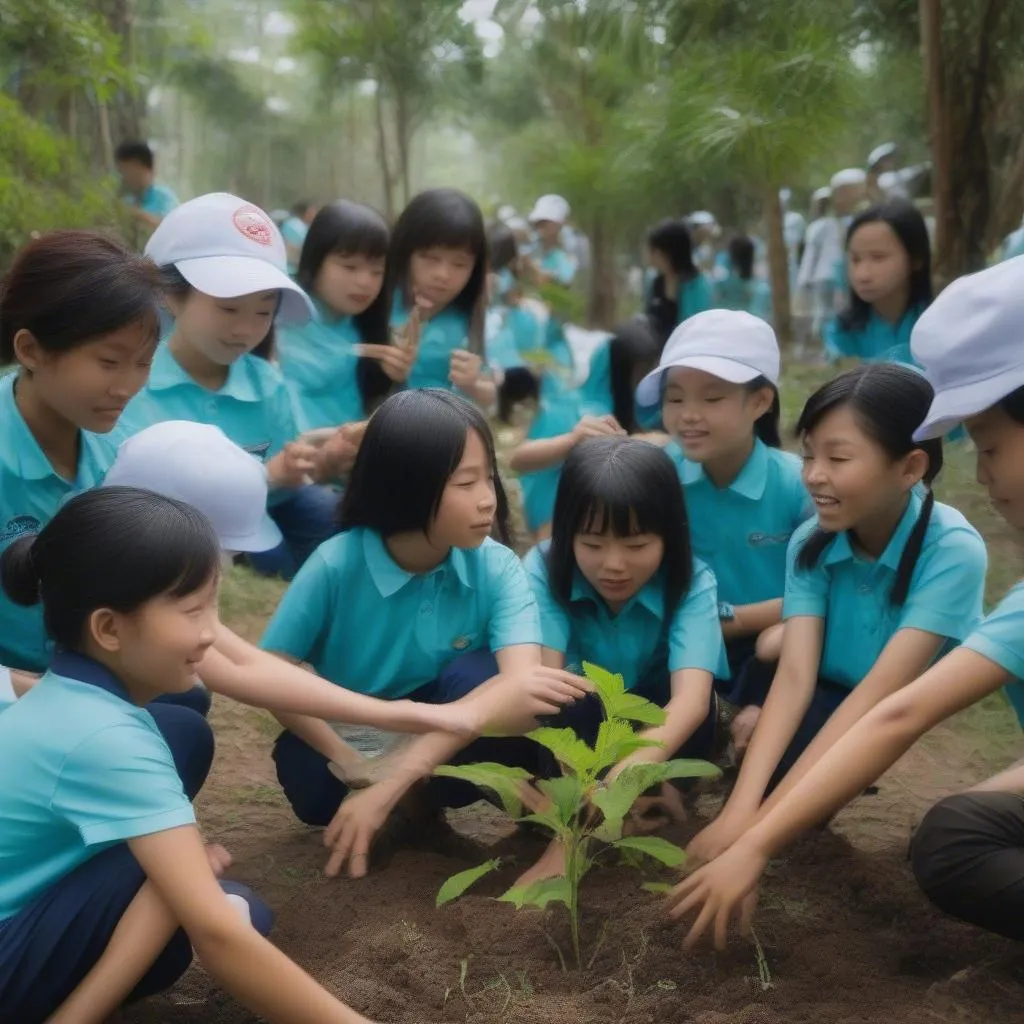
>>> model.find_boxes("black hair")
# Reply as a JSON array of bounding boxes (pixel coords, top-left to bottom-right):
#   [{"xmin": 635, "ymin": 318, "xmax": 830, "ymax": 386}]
[
  {"xmin": 1, "ymin": 487, "xmax": 220, "ymax": 653},
  {"xmin": 488, "ymin": 222, "xmax": 519, "ymax": 274},
  {"xmin": 386, "ymin": 189, "xmax": 487, "ymax": 355},
  {"xmin": 728, "ymin": 236, "xmax": 755, "ymax": 281},
  {"xmin": 291, "ymin": 199, "xmax": 314, "ymax": 217},
  {"xmin": 999, "ymin": 385, "xmax": 1024, "ymax": 425},
  {"xmin": 0, "ymin": 231, "xmax": 161, "ymax": 365},
  {"xmin": 296, "ymin": 200, "xmax": 392, "ymax": 408},
  {"xmin": 647, "ymin": 219, "xmax": 698, "ymax": 280},
  {"xmin": 497, "ymin": 366, "xmax": 540, "ymax": 424},
  {"xmin": 160, "ymin": 264, "xmax": 277, "ymax": 362},
  {"xmin": 748, "ymin": 376, "xmax": 782, "ymax": 447},
  {"xmin": 114, "ymin": 140, "xmax": 155, "ymax": 169},
  {"xmin": 795, "ymin": 363, "xmax": 942, "ymax": 605},
  {"xmin": 339, "ymin": 388, "xmax": 511, "ymax": 544},
  {"xmin": 608, "ymin": 316, "xmax": 661, "ymax": 433},
  {"xmin": 546, "ymin": 436, "xmax": 693, "ymax": 620},
  {"xmin": 838, "ymin": 198, "xmax": 933, "ymax": 333}
]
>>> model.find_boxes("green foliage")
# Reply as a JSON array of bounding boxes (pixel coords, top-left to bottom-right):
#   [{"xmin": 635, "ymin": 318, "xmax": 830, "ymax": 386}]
[{"xmin": 435, "ymin": 662, "xmax": 721, "ymax": 969}]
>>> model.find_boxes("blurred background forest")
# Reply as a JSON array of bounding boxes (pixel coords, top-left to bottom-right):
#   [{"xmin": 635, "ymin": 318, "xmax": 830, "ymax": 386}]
[{"xmin": 3, "ymin": 0, "xmax": 1024, "ymax": 331}]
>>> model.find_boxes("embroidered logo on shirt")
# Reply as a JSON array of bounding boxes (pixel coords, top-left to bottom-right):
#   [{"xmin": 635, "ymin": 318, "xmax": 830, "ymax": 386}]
[
  {"xmin": 242, "ymin": 441, "xmax": 272, "ymax": 463},
  {"xmin": 232, "ymin": 205, "xmax": 275, "ymax": 247},
  {"xmin": 0, "ymin": 514, "xmax": 41, "ymax": 545},
  {"xmin": 748, "ymin": 531, "xmax": 793, "ymax": 547}
]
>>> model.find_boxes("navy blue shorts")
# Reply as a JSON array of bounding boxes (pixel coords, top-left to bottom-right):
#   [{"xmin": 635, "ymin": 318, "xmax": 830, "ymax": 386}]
[{"xmin": 250, "ymin": 483, "xmax": 340, "ymax": 581}]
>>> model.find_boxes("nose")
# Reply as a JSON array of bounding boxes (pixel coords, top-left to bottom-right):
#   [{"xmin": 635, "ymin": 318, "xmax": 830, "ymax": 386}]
[
  {"xmin": 803, "ymin": 459, "xmax": 826, "ymax": 486},
  {"xmin": 477, "ymin": 485, "xmax": 497, "ymax": 513},
  {"xmin": 602, "ymin": 545, "xmax": 627, "ymax": 572}
]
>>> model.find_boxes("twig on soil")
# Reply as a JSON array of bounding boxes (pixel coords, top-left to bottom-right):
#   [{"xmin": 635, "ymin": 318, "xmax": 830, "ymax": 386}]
[
  {"xmin": 749, "ymin": 927, "xmax": 774, "ymax": 992},
  {"xmin": 586, "ymin": 917, "xmax": 612, "ymax": 970},
  {"xmin": 541, "ymin": 926, "xmax": 569, "ymax": 974}
]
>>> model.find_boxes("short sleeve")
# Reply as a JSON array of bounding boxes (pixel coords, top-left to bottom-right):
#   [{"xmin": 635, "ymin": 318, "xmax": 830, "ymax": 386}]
[
  {"xmin": 668, "ymin": 561, "xmax": 728, "ymax": 677},
  {"xmin": 260, "ymin": 549, "xmax": 335, "ymax": 661},
  {"xmin": 266, "ymin": 372, "xmax": 300, "ymax": 458},
  {"xmin": 484, "ymin": 544, "xmax": 542, "ymax": 651},
  {"xmin": 523, "ymin": 547, "xmax": 572, "ymax": 653},
  {"xmin": 898, "ymin": 527, "xmax": 987, "ymax": 639},
  {"xmin": 152, "ymin": 188, "xmax": 179, "ymax": 217},
  {"xmin": 962, "ymin": 583, "xmax": 1024, "ymax": 681},
  {"xmin": 53, "ymin": 722, "xmax": 195, "ymax": 846},
  {"xmin": 824, "ymin": 318, "xmax": 856, "ymax": 360},
  {"xmin": 782, "ymin": 522, "xmax": 829, "ymax": 620}
]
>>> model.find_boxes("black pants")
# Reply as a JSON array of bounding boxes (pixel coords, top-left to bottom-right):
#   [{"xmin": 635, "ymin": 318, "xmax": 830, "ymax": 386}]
[{"xmin": 911, "ymin": 791, "xmax": 1024, "ymax": 942}]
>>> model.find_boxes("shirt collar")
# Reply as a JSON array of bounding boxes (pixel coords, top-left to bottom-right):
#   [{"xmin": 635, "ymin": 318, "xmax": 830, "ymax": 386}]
[
  {"xmin": 147, "ymin": 342, "xmax": 263, "ymax": 402},
  {"xmin": 361, "ymin": 528, "xmax": 473, "ymax": 597},
  {"xmin": 823, "ymin": 491, "xmax": 924, "ymax": 569},
  {"xmin": 675, "ymin": 439, "xmax": 770, "ymax": 500},
  {"xmin": 50, "ymin": 652, "xmax": 134, "ymax": 703},
  {"xmin": 569, "ymin": 567, "xmax": 665, "ymax": 619}
]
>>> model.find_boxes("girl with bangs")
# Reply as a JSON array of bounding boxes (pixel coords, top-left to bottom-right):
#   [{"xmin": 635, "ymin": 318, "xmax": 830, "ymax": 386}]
[
  {"xmin": 384, "ymin": 189, "xmax": 496, "ymax": 408},
  {"xmin": 277, "ymin": 201, "xmax": 395, "ymax": 431}
]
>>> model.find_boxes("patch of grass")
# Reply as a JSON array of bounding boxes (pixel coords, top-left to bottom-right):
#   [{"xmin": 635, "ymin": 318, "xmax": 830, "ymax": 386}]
[
  {"xmin": 219, "ymin": 564, "xmax": 286, "ymax": 632},
  {"xmin": 229, "ymin": 784, "xmax": 284, "ymax": 806}
]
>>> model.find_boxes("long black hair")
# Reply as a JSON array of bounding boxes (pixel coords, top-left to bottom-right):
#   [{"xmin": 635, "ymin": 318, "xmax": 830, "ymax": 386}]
[
  {"xmin": 1, "ymin": 487, "xmax": 220, "ymax": 652},
  {"xmin": 608, "ymin": 317, "xmax": 661, "ymax": 434},
  {"xmin": 728, "ymin": 236, "xmax": 755, "ymax": 281},
  {"xmin": 838, "ymin": 198, "xmax": 933, "ymax": 334},
  {"xmin": 647, "ymin": 219, "xmax": 698, "ymax": 280},
  {"xmin": 385, "ymin": 189, "xmax": 487, "ymax": 356},
  {"xmin": 795, "ymin": 363, "xmax": 942, "ymax": 605},
  {"xmin": 296, "ymin": 199, "xmax": 392, "ymax": 409},
  {"xmin": 339, "ymin": 389, "xmax": 511, "ymax": 544},
  {"xmin": 546, "ymin": 436, "xmax": 693, "ymax": 619}
]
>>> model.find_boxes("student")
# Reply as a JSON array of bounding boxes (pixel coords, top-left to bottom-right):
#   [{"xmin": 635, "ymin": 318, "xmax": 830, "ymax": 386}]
[
  {"xmin": 122, "ymin": 192, "xmax": 334, "ymax": 581},
  {"xmin": 525, "ymin": 194, "xmax": 578, "ymax": 287},
  {"xmin": 510, "ymin": 317, "xmax": 662, "ymax": 541},
  {"xmin": 825, "ymin": 198, "xmax": 933, "ymax": 366},
  {"xmin": 277, "ymin": 200, "xmax": 393, "ymax": 432},
  {"xmin": 645, "ymin": 218, "xmax": 713, "ymax": 345},
  {"xmin": 385, "ymin": 188, "xmax": 494, "ymax": 407},
  {"xmin": 635, "ymin": 310, "xmax": 809, "ymax": 725},
  {"xmin": 796, "ymin": 187, "xmax": 841, "ymax": 344},
  {"xmin": 682, "ymin": 362, "xmax": 987, "ymax": 868},
  {"xmin": 828, "ymin": 167, "xmax": 869, "ymax": 299},
  {"xmin": 115, "ymin": 140, "xmax": 179, "ymax": 234},
  {"xmin": 687, "ymin": 211, "xmax": 720, "ymax": 275},
  {"xmin": 260, "ymin": 389, "xmax": 591, "ymax": 877},
  {"xmin": 0, "ymin": 487, "xmax": 376, "ymax": 1024},
  {"xmin": 485, "ymin": 221, "xmax": 546, "ymax": 373},
  {"xmin": 0, "ymin": 231, "xmax": 161, "ymax": 678},
  {"xmin": 713, "ymin": 237, "xmax": 772, "ymax": 323},
  {"xmin": 666, "ymin": 259, "xmax": 1024, "ymax": 948},
  {"xmin": 280, "ymin": 199, "xmax": 317, "ymax": 274}
]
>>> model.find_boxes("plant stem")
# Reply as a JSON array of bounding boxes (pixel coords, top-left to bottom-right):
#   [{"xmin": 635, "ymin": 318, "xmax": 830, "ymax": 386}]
[{"xmin": 567, "ymin": 835, "xmax": 582, "ymax": 970}]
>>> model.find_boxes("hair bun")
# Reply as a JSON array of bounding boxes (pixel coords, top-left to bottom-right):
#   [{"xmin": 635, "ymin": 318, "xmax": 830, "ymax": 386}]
[{"xmin": 0, "ymin": 534, "xmax": 42, "ymax": 607}]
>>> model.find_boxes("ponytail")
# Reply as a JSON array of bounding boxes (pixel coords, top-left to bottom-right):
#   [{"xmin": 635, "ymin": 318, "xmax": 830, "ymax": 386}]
[
  {"xmin": 890, "ymin": 488, "xmax": 935, "ymax": 605},
  {"xmin": 1, "ymin": 535, "xmax": 42, "ymax": 608},
  {"xmin": 752, "ymin": 384, "xmax": 781, "ymax": 448}
]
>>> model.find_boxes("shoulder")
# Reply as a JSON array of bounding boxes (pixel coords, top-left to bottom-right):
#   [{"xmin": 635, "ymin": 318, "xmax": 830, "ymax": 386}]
[
  {"xmin": 921, "ymin": 500, "xmax": 986, "ymax": 559},
  {"xmin": 476, "ymin": 537, "xmax": 523, "ymax": 575},
  {"xmin": 688, "ymin": 556, "xmax": 717, "ymax": 593},
  {"xmin": 787, "ymin": 516, "xmax": 819, "ymax": 554},
  {"xmin": 765, "ymin": 446, "xmax": 803, "ymax": 479},
  {"xmin": 522, "ymin": 542, "xmax": 550, "ymax": 579},
  {"xmin": 313, "ymin": 529, "xmax": 363, "ymax": 571}
]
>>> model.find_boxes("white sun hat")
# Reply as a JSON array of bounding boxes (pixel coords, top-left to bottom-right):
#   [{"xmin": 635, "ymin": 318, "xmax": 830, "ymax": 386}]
[
  {"xmin": 528, "ymin": 194, "xmax": 570, "ymax": 225},
  {"xmin": 868, "ymin": 142, "xmax": 898, "ymax": 169},
  {"xmin": 145, "ymin": 192, "xmax": 315, "ymax": 326},
  {"xmin": 830, "ymin": 168, "xmax": 867, "ymax": 189}
]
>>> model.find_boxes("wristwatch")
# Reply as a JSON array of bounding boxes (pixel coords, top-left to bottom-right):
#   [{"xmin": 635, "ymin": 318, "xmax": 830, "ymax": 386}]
[{"xmin": 718, "ymin": 601, "xmax": 736, "ymax": 622}]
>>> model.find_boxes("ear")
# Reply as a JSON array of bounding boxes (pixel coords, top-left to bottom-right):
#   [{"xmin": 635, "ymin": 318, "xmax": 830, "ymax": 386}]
[
  {"xmin": 902, "ymin": 448, "xmax": 930, "ymax": 488},
  {"xmin": 88, "ymin": 608, "xmax": 123, "ymax": 654},
  {"xmin": 163, "ymin": 291, "xmax": 187, "ymax": 319},
  {"xmin": 747, "ymin": 385, "xmax": 775, "ymax": 421},
  {"xmin": 12, "ymin": 329, "xmax": 46, "ymax": 373}
]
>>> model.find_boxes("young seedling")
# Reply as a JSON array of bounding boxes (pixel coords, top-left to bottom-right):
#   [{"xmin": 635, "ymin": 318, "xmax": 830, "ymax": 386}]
[{"xmin": 434, "ymin": 662, "xmax": 721, "ymax": 969}]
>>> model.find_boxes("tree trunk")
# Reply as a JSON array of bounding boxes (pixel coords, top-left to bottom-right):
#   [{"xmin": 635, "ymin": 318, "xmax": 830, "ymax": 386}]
[
  {"xmin": 587, "ymin": 217, "xmax": 617, "ymax": 330},
  {"xmin": 920, "ymin": 0, "xmax": 951, "ymax": 284},
  {"xmin": 763, "ymin": 186, "xmax": 791, "ymax": 347},
  {"xmin": 373, "ymin": 87, "xmax": 395, "ymax": 220},
  {"xmin": 395, "ymin": 87, "xmax": 412, "ymax": 207}
]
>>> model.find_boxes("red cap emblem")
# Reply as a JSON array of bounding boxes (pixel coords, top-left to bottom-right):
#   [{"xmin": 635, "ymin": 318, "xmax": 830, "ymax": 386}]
[{"xmin": 232, "ymin": 205, "xmax": 274, "ymax": 247}]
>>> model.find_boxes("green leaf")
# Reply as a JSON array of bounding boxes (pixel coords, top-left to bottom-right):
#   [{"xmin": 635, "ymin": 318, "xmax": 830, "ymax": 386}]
[
  {"xmin": 582, "ymin": 660, "xmax": 625, "ymax": 709},
  {"xmin": 593, "ymin": 719, "xmax": 663, "ymax": 774},
  {"xmin": 604, "ymin": 691, "xmax": 667, "ymax": 727},
  {"xmin": 497, "ymin": 875, "xmax": 572, "ymax": 910},
  {"xmin": 434, "ymin": 762, "xmax": 533, "ymax": 816},
  {"xmin": 436, "ymin": 859, "xmax": 501, "ymax": 906},
  {"xmin": 613, "ymin": 836, "xmax": 687, "ymax": 867},
  {"xmin": 527, "ymin": 727, "xmax": 598, "ymax": 776},
  {"xmin": 517, "ymin": 810, "xmax": 569, "ymax": 836},
  {"xmin": 641, "ymin": 882, "xmax": 674, "ymax": 895},
  {"xmin": 536, "ymin": 775, "xmax": 586, "ymax": 828}
]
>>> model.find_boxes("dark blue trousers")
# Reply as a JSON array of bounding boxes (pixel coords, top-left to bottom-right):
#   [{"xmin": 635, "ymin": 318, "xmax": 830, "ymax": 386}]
[{"xmin": 249, "ymin": 483, "xmax": 339, "ymax": 581}]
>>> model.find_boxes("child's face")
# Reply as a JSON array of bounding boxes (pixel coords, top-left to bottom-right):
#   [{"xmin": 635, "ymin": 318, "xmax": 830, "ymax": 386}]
[
  {"xmin": 96, "ymin": 573, "xmax": 220, "ymax": 702},
  {"xmin": 428, "ymin": 429, "xmax": 497, "ymax": 550},
  {"xmin": 17, "ymin": 320, "xmax": 155, "ymax": 434},
  {"xmin": 573, "ymin": 526, "xmax": 665, "ymax": 612},
  {"xmin": 116, "ymin": 159, "xmax": 149, "ymax": 193},
  {"xmin": 662, "ymin": 367, "xmax": 771, "ymax": 464},
  {"xmin": 315, "ymin": 252, "xmax": 385, "ymax": 317},
  {"xmin": 800, "ymin": 404, "xmax": 925, "ymax": 535},
  {"xmin": 967, "ymin": 405, "xmax": 1024, "ymax": 529},
  {"xmin": 848, "ymin": 222, "xmax": 910, "ymax": 308},
  {"xmin": 535, "ymin": 220, "xmax": 561, "ymax": 246},
  {"xmin": 410, "ymin": 247, "xmax": 475, "ymax": 310},
  {"xmin": 647, "ymin": 247, "xmax": 671, "ymax": 276},
  {"xmin": 171, "ymin": 289, "xmax": 277, "ymax": 365}
]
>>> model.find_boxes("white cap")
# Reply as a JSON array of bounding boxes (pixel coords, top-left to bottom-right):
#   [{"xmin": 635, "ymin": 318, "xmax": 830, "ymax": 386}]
[
  {"xmin": 912, "ymin": 257, "xmax": 1024, "ymax": 440},
  {"xmin": 688, "ymin": 211, "xmax": 717, "ymax": 227},
  {"xmin": 507, "ymin": 216, "xmax": 529, "ymax": 232},
  {"xmin": 635, "ymin": 310, "xmax": 780, "ymax": 406},
  {"xmin": 145, "ymin": 193, "xmax": 315, "ymax": 326},
  {"xmin": 868, "ymin": 142, "xmax": 898, "ymax": 169},
  {"xmin": 105, "ymin": 421, "xmax": 283, "ymax": 553},
  {"xmin": 830, "ymin": 168, "xmax": 867, "ymax": 189},
  {"xmin": 812, "ymin": 186, "xmax": 832, "ymax": 203},
  {"xmin": 497, "ymin": 204, "xmax": 517, "ymax": 222},
  {"xmin": 528, "ymin": 194, "xmax": 570, "ymax": 224}
]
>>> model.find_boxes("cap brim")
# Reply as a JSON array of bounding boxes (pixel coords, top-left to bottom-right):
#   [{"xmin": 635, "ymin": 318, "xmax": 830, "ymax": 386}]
[
  {"xmin": 175, "ymin": 256, "xmax": 314, "ymax": 326},
  {"xmin": 219, "ymin": 512, "xmax": 283, "ymax": 554},
  {"xmin": 913, "ymin": 369, "xmax": 1024, "ymax": 440},
  {"xmin": 635, "ymin": 355, "xmax": 763, "ymax": 407}
]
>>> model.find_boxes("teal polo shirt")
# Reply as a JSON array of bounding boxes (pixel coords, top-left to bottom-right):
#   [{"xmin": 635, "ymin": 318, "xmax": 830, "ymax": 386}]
[
  {"xmin": 0, "ymin": 375, "xmax": 125, "ymax": 671},
  {"xmin": 824, "ymin": 304, "xmax": 925, "ymax": 367},
  {"xmin": 0, "ymin": 652, "xmax": 194, "ymax": 921},
  {"xmin": 122, "ymin": 344, "xmax": 298, "ymax": 502},
  {"xmin": 277, "ymin": 310, "xmax": 366, "ymax": 431},
  {"xmin": 667, "ymin": 440, "xmax": 812, "ymax": 606},
  {"xmin": 538, "ymin": 247, "xmax": 577, "ymax": 286},
  {"xmin": 713, "ymin": 275, "xmax": 772, "ymax": 323},
  {"xmin": 260, "ymin": 528, "xmax": 541, "ymax": 698},
  {"xmin": 677, "ymin": 275, "xmax": 714, "ymax": 325},
  {"xmin": 124, "ymin": 183, "xmax": 179, "ymax": 219},
  {"xmin": 962, "ymin": 583, "xmax": 1024, "ymax": 729},
  {"xmin": 523, "ymin": 544, "xmax": 727, "ymax": 690},
  {"xmin": 783, "ymin": 493, "xmax": 987, "ymax": 689},
  {"xmin": 391, "ymin": 299, "xmax": 472, "ymax": 392}
]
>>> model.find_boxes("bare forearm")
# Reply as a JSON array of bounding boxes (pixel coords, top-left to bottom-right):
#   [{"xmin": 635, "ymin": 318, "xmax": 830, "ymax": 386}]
[
  {"xmin": 721, "ymin": 599, "xmax": 784, "ymax": 641},
  {"xmin": 273, "ymin": 711, "xmax": 365, "ymax": 772},
  {"xmin": 510, "ymin": 434, "xmax": 575, "ymax": 473},
  {"xmin": 462, "ymin": 377, "xmax": 497, "ymax": 412}
]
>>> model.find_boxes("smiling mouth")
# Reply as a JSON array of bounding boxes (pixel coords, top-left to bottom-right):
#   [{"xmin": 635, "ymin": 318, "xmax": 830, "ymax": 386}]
[{"xmin": 812, "ymin": 494, "xmax": 840, "ymax": 507}]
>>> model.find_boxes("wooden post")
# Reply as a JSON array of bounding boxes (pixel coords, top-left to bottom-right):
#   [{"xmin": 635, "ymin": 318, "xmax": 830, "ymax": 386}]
[
  {"xmin": 764, "ymin": 185, "xmax": 792, "ymax": 348},
  {"xmin": 919, "ymin": 0, "xmax": 950, "ymax": 285}
]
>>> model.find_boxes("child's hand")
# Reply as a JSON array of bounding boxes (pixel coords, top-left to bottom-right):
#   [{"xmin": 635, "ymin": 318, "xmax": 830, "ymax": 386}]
[
  {"xmin": 323, "ymin": 786, "xmax": 395, "ymax": 879},
  {"xmin": 470, "ymin": 667, "xmax": 594, "ymax": 735},
  {"xmin": 355, "ymin": 342, "xmax": 417, "ymax": 384},
  {"xmin": 449, "ymin": 349, "xmax": 483, "ymax": 390},
  {"xmin": 571, "ymin": 414, "xmax": 625, "ymax": 445},
  {"xmin": 313, "ymin": 420, "xmax": 368, "ymax": 480},
  {"xmin": 266, "ymin": 441, "xmax": 317, "ymax": 489},
  {"xmin": 686, "ymin": 807, "xmax": 753, "ymax": 866}
]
